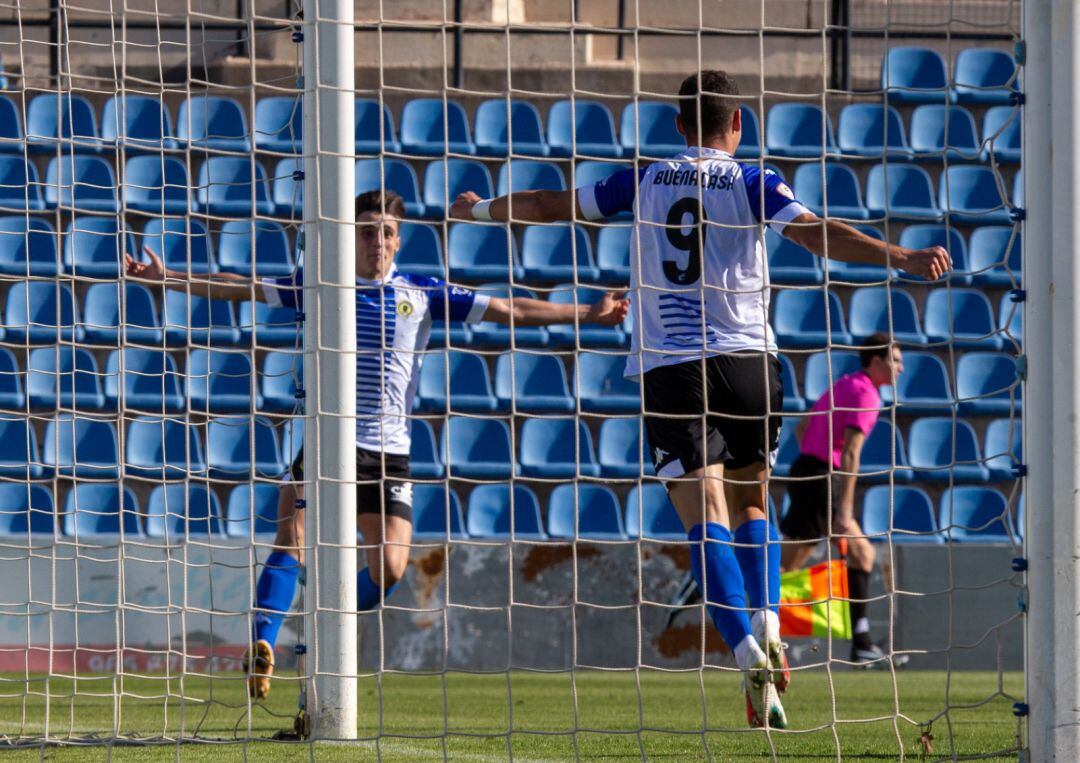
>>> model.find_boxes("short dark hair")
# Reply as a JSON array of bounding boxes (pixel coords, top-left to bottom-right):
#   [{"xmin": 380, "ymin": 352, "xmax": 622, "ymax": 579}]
[
  {"xmin": 356, "ymin": 189, "xmax": 405, "ymax": 220},
  {"xmin": 678, "ymin": 70, "xmax": 741, "ymax": 140},
  {"xmin": 859, "ymin": 333, "xmax": 898, "ymax": 368}
]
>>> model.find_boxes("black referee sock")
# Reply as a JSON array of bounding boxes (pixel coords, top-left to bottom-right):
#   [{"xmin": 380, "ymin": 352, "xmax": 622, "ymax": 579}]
[{"xmin": 847, "ymin": 568, "xmax": 872, "ymax": 649}]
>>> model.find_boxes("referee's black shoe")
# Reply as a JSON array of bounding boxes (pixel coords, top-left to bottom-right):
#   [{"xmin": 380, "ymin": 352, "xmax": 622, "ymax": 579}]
[
  {"xmin": 665, "ymin": 571, "xmax": 702, "ymax": 630},
  {"xmin": 851, "ymin": 641, "xmax": 911, "ymax": 669}
]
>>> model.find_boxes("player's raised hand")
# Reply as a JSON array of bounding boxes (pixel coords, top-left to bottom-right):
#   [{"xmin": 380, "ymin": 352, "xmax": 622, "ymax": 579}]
[
  {"xmin": 900, "ymin": 245, "xmax": 951, "ymax": 281},
  {"xmin": 449, "ymin": 191, "xmax": 483, "ymax": 220},
  {"xmin": 586, "ymin": 290, "xmax": 629, "ymax": 326},
  {"xmin": 125, "ymin": 245, "xmax": 166, "ymax": 282}
]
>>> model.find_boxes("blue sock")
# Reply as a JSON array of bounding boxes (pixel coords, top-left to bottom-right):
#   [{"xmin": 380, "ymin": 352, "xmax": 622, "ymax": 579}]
[
  {"xmin": 688, "ymin": 523, "xmax": 753, "ymax": 652},
  {"xmin": 253, "ymin": 550, "xmax": 300, "ymax": 647},
  {"xmin": 357, "ymin": 567, "xmax": 401, "ymax": 612},
  {"xmin": 733, "ymin": 519, "xmax": 781, "ymax": 615}
]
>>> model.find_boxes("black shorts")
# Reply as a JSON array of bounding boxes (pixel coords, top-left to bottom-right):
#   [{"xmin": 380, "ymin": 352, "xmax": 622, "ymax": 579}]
[
  {"xmin": 642, "ymin": 353, "xmax": 782, "ymax": 477},
  {"xmin": 779, "ymin": 454, "xmax": 841, "ymax": 541},
  {"xmin": 290, "ymin": 447, "xmax": 413, "ymax": 522}
]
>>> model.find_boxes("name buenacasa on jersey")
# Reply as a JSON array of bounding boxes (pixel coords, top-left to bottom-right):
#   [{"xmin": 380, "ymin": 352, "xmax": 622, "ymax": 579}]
[{"xmin": 651, "ymin": 167, "xmax": 735, "ymax": 190}]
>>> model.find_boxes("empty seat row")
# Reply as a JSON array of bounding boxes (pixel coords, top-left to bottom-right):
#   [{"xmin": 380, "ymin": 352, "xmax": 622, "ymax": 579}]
[
  {"xmin": 861, "ymin": 484, "xmax": 1020, "ymax": 544},
  {"xmin": 881, "ymin": 47, "xmax": 1018, "ymax": 105}
]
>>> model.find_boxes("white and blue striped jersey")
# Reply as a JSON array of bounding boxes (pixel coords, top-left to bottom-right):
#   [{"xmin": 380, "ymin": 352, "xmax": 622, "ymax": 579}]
[
  {"xmin": 577, "ymin": 146, "xmax": 811, "ymax": 379},
  {"xmin": 262, "ymin": 268, "xmax": 489, "ymax": 455}
]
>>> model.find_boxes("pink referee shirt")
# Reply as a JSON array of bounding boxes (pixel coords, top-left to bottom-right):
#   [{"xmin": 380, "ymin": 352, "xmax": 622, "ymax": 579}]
[{"xmin": 800, "ymin": 370, "xmax": 881, "ymax": 468}]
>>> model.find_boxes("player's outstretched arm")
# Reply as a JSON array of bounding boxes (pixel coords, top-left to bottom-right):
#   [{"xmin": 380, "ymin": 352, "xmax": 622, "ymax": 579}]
[
  {"xmin": 449, "ymin": 189, "xmax": 582, "ymax": 224},
  {"xmin": 125, "ymin": 245, "xmax": 267, "ymax": 303},
  {"xmin": 784, "ymin": 213, "xmax": 952, "ymax": 281},
  {"xmin": 482, "ymin": 291, "xmax": 629, "ymax": 327}
]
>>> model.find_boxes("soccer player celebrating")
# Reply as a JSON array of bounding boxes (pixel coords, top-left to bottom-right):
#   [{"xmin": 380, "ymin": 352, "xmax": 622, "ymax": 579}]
[
  {"xmin": 450, "ymin": 71, "xmax": 949, "ymax": 728},
  {"xmin": 779, "ymin": 334, "xmax": 908, "ymax": 667},
  {"xmin": 125, "ymin": 189, "xmax": 628, "ymax": 699}
]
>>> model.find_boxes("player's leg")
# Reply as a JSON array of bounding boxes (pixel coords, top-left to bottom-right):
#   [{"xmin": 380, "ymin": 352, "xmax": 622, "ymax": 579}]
[
  {"xmin": 842, "ymin": 522, "xmax": 880, "ymax": 663},
  {"xmin": 780, "ymin": 540, "xmax": 817, "ymax": 573},
  {"xmin": 355, "ymin": 449, "xmax": 413, "ymax": 612}
]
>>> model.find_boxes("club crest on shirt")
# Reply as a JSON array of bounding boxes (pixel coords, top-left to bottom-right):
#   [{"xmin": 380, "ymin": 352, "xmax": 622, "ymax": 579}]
[
  {"xmin": 397, "ymin": 300, "xmax": 415, "ymax": 317},
  {"xmin": 776, "ymin": 183, "xmax": 794, "ymax": 199}
]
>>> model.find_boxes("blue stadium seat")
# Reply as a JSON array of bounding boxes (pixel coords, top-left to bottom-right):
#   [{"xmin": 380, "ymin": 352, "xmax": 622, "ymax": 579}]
[
  {"xmin": 396, "ymin": 223, "xmax": 444, "ymax": 279},
  {"xmin": 254, "ymin": 96, "xmax": 301, "ymax": 154},
  {"xmin": 494, "ymin": 351, "xmax": 574, "ymax": 413},
  {"xmin": 826, "ymin": 225, "xmax": 893, "ymax": 284},
  {"xmin": 624, "ymin": 483, "xmax": 682, "ymax": 540},
  {"xmin": 865, "ymin": 163, "xmax": 941, "ymax": 220},
  {"xmin": 597, "ymin": 417, "xmax": 654, "ymax": 479},
  {"xmin": 474, "ymin": 99, "xmax": 549, "ymax": 158},
  {"xmin": 64, "ymin": 216, "xmax": 134, "ymax": 279},
  {"xmin": 195, "ymin": 156, "xmax": 274, "ymax": 217},
  {"xmin": 940, "ymin": 487, "xmax": 1013, "ymax": 543},
  {"xmin": 547, "ymin": 484, "xmax": 626, "ymax": 540},
  {"xmin": 422, "ymin": 159, "xmax": 493, "ymax": 219},
  {"xmin": 547, "ymin": 99, "xmax": 622, "ymax": 158},
  {"xmin": 163, "ymin": 291, "xmax": 242, "ymax": 347},
  {"xmin": 521, "ymin": 224, "xmax": 600, "ymax": 283},
  {"xmin": 145, "ymin": 483, "xmax": 224, "ymax": 538},
  {"xmin": 225, "ymin": 483, "xmax": 279, "ymax": 538},
  {"xmin": 0, "ymin": 348, "xmax": 24, "ymax": 409},
  {"xmin": 0, "ymin": 484, "xmax": 54, "ymax": 536},
  {"xmin": 496, "ymin": 159, "xmax": 566, "ymax": 196},
  {"xmin": 354, "ymin": 98, "xmax": 401, "ymax": 155},
  {"xmin": 939, "ymin": 165, "xmax": 1012, "ymax": 225},
  {"xmin": 44, "ymin": 155, "xmax": 119, "ymax": 213},
  {"xmin": 399, "ymin": 99, "xmax": 476, "ymax": 156},
  {"xmin": 0, "ymin": 216, "xmax": 58, "ymax": 277},
  {"xmin": 952, "ymin": 48, "xmax": 1017, "ymax": 105},
  {"xmin": 764, "ymin": 103, "xmax": 836, "ymax": 158},
  {"xmin": 101, "ymin": 94, "xmax": 176, "ymax": 152},
  {"xmin": 765, "ymin": 227, "xmax": 821, "ymax": 285},
  {"xmin": 124, "ymin": 415, "xmax": 207, "ymax": 480},
  {"xmin": 238, "ymin": 300, "xmax": 300, "ymax": 347},
  {"xmin": 139, "ymin": 217, "xmax": 216, "ymax": 275},
  {"xmin": 859, "ymin": 419, "xmax": 914, "ymax": 482},
  {"xmin": 122, "ymin": 155, "xmax": 192, "ymax": 215},
  {"xmin": 217, "ymin": 220, "xmax": 293, "ymax": 278},
  {"xmin": 734, "ymin": 105, "xmax": 762, "ymax": 159},
  {"xmin": 885, "ymin": 351, "xmax": 953, "ymax": 413},
  {"xmin": 270, "ymin": 157, "xmax": 302, "ymax": 217},
  {"xmin": 411, "ymin": 484, "xmax": 466, "ymax": 541},
  {"xmin": 409, "ymin": 419, "xmax": 444, "ymax": 480},
  {"xmin": 27, "ymin": 347, "xmax": 105, "ymax": 411},
  {"xmin": 81, "ymin": 283, "xmax": 162, "ymax": 346},
  {"xmin": 577, "ymin": 352, "xmax": 638, "ymax": 413},
  {"xmin": 466, "ymin": 484, "xmax": 547, "ymax": 540},
  {"xmin": 908, "ymin": 417, "xmax": 990, "ymax": 483},
  {"xmin": 595, "ymin": 226, "xmax": 631, "ymax": 284},
  {"xmin": 772, "ymin": 415, "xmax": 802, "ymax": 478},
  {"xmin": 441, "ymin": 416, "xmax": 515, "ymax": 479},
  {"xmin": 772, "ymin": 289, "xmax": 853, "ymax": 349},
  {"xmin": 792, "ymin": 162, "xmax": 870, "ymax": 220},
  {"xmin": 4, "ymin": 281, "xmax": 83, "ymax": 344},
  {"xmin": 176, "ymin": 95, "xmax": 251, "ymax": 152},
  {"xmin": 0, "ymin": 416, "xmax": 43, "ymax": 479},
  {"xmin": 908, "ymin": 105, "xmax": 980, "ymax": 161},
  {"xmin": 956, "ymin": 352, "xmax": 1020, "ymax": 415},
  {"xmin": 63, "ymin": 483, "xmax": 142, "ymax": 537},
  {"xmin": 619, "ymin": 101, "xmax": 684, "ymax": 158},
  {"xmin": 416, "ymin": 350, "xmax": 497, "ymax": 413},
  {"xmin": 981, "ymin": 106, "xmax": 1020, "ymax": 164},
  {"xmin": 355, "ymin": 158, "xmax": 424, "ymax": 218},
  {"xmin": 968, "ymin": 226, "xmax": 1020, "ymax": 287},
  {"xmin": 882, "ymin": 47, "xmax": 949, "ymax": 104},
  {"xmin": 447, "ymin": 223, "xmax": 522, "ymax": 282},
  {"xmin": 895, "ymin": 224, "xmax": 971, "ymax": 285},
  {"xmin": 520, "ymin": 417, "xmax": 600, "ymax": 479},
  {"xmin": 0, "ymin": 157, "xmax": 44, "ymax": 211},
  {"xmin": 984, "ymin": 418, "xmax": 1022, "ymax": 482},
  {"xmin": 999, "ymin": 294, "xmax": 1022, "ymax": 347},
  {"xmin": 42, "ymin": 414, "xmax": 119, "ymax": 479},
  {"xmin": 924, "ymin": 289, "xmax": 1003, "ymax": 349},
  {"xmin": 0, "ymin": 97, "xmax": 23, "ymax": 153},
  {"xmin": 260, "ymin": 351, "xmax": 301, "ymax": 413},
  {"xmin": 861, "ymin": 485, "xmax": 940, "ymax": 543},
  {"xmin": 103, "ymin": 348, "xmax": 183, "ymax": 412},
  {"xmin": 188, "ymin": 349, "xmax": 260, "ymax": 414},
  {"xmin": 777, "ymin": 354, "xmax": 806, "ymax": 412},
  {"xmin": 206, "ymin": 416, "xmax": 283, "ymax": 480},
  {"xmin": 837, "ymin": 103, "xmax": 912, "ymax": 161},
  {"xmin": 547, "ymin": 285, "xmax": 627, "ymax": 348},
  {"xmin": 26, "ymin": 92, "xmax": 101, "ymax": 152},
  {"xmin": 467, "ymin": 284, "xmax": 547, "ymax": 348},
  {"xmin": 802, "ymin": 350, "xmax": 861, "ymax": 406}
]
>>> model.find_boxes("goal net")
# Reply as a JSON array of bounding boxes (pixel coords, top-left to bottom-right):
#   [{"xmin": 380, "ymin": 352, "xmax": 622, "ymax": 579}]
[{"xmin": 0, "ymin": 0, "xmax": 1028, "ymax": 758}]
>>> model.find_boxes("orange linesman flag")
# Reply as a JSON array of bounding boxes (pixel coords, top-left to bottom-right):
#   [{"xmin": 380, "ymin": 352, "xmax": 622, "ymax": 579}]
[{"xmin": 778, "ymin": 559, "xmax": 853, "ymax": 639}]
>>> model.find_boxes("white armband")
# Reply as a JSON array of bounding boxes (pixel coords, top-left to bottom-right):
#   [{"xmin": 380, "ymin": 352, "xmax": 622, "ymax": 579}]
[{"xmin": 472, "ymin": 199, "xmax": 494, "ymax": 221}]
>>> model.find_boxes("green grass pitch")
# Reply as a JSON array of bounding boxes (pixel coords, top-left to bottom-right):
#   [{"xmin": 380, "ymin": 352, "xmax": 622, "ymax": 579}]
[{"xmin": 0, "ymin": 669, "xmax": 1022, "ymax": 761}]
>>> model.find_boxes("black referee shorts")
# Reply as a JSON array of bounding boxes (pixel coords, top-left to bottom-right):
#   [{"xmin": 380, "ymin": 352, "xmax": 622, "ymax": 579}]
[
  {"xmin": 778, "ymin": 453, "xmax": 840, "ymax": 542},
  {"xmin": 642, "ymin": 353, "xmax": 783, "ymax": 477},
  {"xmin": 289, "ymin": 447, "xmax": 414, "ymax": 522}
]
